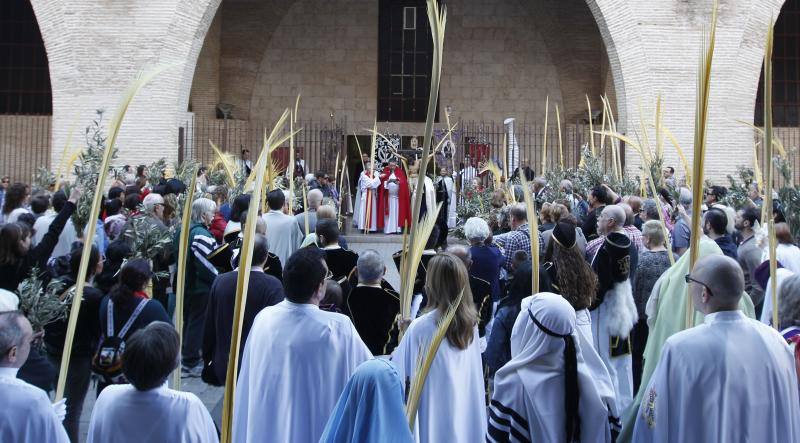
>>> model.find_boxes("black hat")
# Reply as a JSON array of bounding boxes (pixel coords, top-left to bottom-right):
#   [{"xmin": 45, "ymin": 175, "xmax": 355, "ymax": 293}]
[
  {"xmin": 552, "ymin": 221, "xmax": 576, "ymax": 249},
  {"xmin": 602, "ymin": 232, "xmax": 632, "ymax": 283}
]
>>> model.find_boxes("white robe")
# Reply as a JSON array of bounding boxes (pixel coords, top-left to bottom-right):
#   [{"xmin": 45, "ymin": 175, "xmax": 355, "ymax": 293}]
[
  {"xmin": 87, "ymin": 383, "xmax": 218, "ymax": 443},
  {"xmin": 488, "ymin": 295, "xmax": 611, "ymax": 443},
  {"xmin": 590, "ymin": 280, "xmax": 636, "ymax": 414},
  {"xmin": 392, "ymin": 310, "xmax": 487, "ymax": 443},
  {"xmin": 261, "ymin": 210, "xmax": 303, "ymax": 266},
  {"xmin": 576, "ymin": 308, "xmax": 618, "ymax": 418},
  {"xmin": 443, "ymin": 176, "xmax": 456, "ymax": 228},
  {"xmin": 357, "ymin": 172, "xmax": 381, "ymax": 232},
  {"xmin": 760, "ymin": 268, "xmax": 795, "ymax": 326},
  {"xmin": 383, "ymin": 172, "xmax": 401, "ymax": 234},
  {"xmin": 0, "ymin": 368, "xmax": 69, "ymax": 443},
  {"xmin": 233, "ymin": 301, "xmax": 372, "ymax": 443},
  {"xmin": 633, "ymin": 310, "xmax": 800, "ymax": 442}
]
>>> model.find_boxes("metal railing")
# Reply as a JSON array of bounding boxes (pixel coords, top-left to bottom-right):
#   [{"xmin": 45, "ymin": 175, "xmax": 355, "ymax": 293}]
[
  {"xmin": 179, "ymin": 116, "xmax": 345, "ymax": 175},
  {"xmin": 0, "ymin": 115, "xmax": 52, "ymax": 183}
]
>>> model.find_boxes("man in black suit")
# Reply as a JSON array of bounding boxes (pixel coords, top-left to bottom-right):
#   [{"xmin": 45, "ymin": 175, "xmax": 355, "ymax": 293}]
[{"xmin": 202, "ymin": 234, "xmax": 285, "ymax": 386}]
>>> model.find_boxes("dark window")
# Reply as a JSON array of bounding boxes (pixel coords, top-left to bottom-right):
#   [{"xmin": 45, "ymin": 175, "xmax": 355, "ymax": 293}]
[
  {"xmin": 0, "ymin": 0, "xmax": 52, "ymax": 115},
  {"xmin": 755, "ymin": 0, "xmax": 800, "ymax": 126},
  {"xmin": 378, "ymin": 0, "xmax": 438, "ymax": 122}
]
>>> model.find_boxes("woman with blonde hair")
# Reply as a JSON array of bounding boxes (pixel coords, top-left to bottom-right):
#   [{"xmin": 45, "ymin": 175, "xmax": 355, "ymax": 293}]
[{"xmin": 392, "ymin": 252, "xmax": 487, "ymax": 442}]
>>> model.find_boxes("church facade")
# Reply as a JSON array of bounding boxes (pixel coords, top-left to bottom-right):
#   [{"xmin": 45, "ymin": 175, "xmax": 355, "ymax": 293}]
[{"xmin": 1, "ymin": 0, "xmax": 793, "ymax": 182}]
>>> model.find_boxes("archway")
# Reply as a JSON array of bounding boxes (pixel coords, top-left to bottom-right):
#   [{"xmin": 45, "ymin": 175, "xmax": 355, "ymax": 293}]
[{"xmin": 0, "ymin": 0, "xmax": 53, "ymax": 182}]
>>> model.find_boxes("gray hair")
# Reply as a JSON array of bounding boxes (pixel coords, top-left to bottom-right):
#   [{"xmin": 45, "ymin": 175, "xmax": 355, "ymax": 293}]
[
  {"xmin": 602, "ymin": 204, "xmax": 625, "ymax": 227},
  {"xmin": 463, "ymin": 217, "xmax": 491, "ymax": 242},
  {"xmin": 357, "ymin": 249, "xmax": 384, "ymax": 283},
  {"xmin": 190, "ymin": 197, "xmax": 216, "ymax": 223},
  {"xmin": 0, "ymin": 311, "xmax": 25, "ymax": 362},
  {"xmin": 779, "ymin": 274, "xmax": 800, "ymax": 328},
  {"xmin": 642, "ymin": 220, "xmax": 665, "ymax": 248},
  {"xmin": 642, "ymin": 199, "xmax": 659, "ymax": 221},
  {"xmin": 560, "ymin": 179, "xmax": 573, "ymax": 194},
  {"xmin": 307, "ymin": 189, "xmax": 323, "ymax": 208},
  {"xmin": 678, "ymin": 187, "xmax": 692, "ymax": 208}
]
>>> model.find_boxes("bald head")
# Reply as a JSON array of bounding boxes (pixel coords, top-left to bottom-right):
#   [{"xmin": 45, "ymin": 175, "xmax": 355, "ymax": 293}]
[
  {"xmin": 446, "ymin": 245, "xmax": 472, "ymax": 268},
  {"xmin": 690, "ymin": 254, "xmax": 745, "ymax": 313}
]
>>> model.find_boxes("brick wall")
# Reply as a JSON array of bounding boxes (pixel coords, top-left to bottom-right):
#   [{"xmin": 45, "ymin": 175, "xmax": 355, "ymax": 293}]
[{"xmin": 191, "ymin": 0, "xmax": 610, "ymax": 134}]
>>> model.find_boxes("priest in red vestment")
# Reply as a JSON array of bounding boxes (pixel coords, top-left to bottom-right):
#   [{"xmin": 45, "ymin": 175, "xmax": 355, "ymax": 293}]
[{"xmin": 377, "ymin": 160, "xmax": 410, "ymax": 234}]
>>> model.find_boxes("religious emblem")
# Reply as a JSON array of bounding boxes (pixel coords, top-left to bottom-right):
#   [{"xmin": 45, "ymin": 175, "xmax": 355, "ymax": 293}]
[
  {"xmin": 376, "ymin": 133, "xmax": 400, "ymax": 165},
  {"xmin": 409, "ymin": 136, "xmax": 420, "ymax": 150},
  {"xmin": 643, "ymin": 387, "xmax": 657, "ymax": 428},
  {"xmin": 617, "ymin": 255, "xmax": 631, "ymax": 277}
]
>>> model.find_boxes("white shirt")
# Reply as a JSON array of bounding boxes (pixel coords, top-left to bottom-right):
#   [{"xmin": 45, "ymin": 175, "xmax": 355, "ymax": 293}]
[
  {"xmin": 0, "ymin": 367, "xmax": 69, "ymax": 443},
  {"xmin": 392, "ymin": 309, "xmax": 487, "ymax": 442},
  {"xmin": 633, "ymin": 310, "xmax": 800, "ymax": 442},
  {"xmin": 233, "ymin": 300, "xmax": 371, "ymax": 443},
  {"xmin": 87, "ymin": 383, "xmax": 217, "ymax": 443}
]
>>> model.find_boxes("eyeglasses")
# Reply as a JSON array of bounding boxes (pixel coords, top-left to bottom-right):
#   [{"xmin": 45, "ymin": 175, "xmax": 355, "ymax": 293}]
[{"xmin": 684, "ymin": 274, "xmax": 714, "ymax": 297}]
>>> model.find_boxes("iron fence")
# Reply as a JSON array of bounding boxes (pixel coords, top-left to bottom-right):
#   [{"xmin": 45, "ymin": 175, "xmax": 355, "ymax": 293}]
[
  {"xmin": 755, "ymin": 128, "xmax": 800, "ymax": 187},
  {"xmin": 179, "ymin": 116, "xmax": 345, "ymax": 175},
  {"xmin": 0, "ymin": 115, "xmax": 51, "ymax": 183}
]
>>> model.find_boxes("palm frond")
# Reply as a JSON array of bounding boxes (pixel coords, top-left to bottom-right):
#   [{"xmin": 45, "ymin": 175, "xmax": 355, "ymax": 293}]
[
  {"xmin": 171, "ymin": 168, "xmax": 197, "ymax": 390},
  {"xmin": 57, "ymin": 65, "xmax": 170, "ymax": 401},
  {"xmin": 687, "ymin": 0, "xmax": 718, "ymax": 328},
  {"xmin": 406, "ymin": 287, "xmax": 465, "ymax": 430}
]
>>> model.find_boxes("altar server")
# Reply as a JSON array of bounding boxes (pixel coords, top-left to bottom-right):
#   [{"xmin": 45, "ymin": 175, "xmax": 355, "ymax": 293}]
[
  {"xmin": 633, "ymin": 254, "xmax": 800, "ymax": 442},
  {"xmin": 232, "ymin": 247, "xmax": 371, "ymax": 443},
  {"xmin": 392, "ymin": 253, "xmax": 486, "ymax": 442}
]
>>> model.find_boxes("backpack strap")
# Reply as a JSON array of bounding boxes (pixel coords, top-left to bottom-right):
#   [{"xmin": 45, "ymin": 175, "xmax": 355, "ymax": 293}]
[
  {"xmin": 117, "ymin": 298, "xmax": 149, "ymax": 339},
  {"xmin": 107, "ymin": 299, "xmax": 116, "ymax": 338}
]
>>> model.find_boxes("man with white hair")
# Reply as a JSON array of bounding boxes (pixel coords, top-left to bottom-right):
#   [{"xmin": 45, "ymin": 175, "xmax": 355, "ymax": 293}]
[
  {"xmin": 464, "ymin": 217, "xmax": 504, "ymax": 302},
  {"xmin": 296, "ymin": 188, "xmax": 323, "ymax": 236},
  {"xmin": 0, "ymin": 311, "xmax": 69, "ymax": 443},
  {"xmin": 633, "ymin": 255, "xmax": 800, "ymax": 442},
  {"xmin": 122, "ymin": 192, "xmax": 172, "ymax": 309},
  {"xmin": 346, "ymin": 249, "xmax": 400, "ymax": 355},
  {"xmin": 179, "ymin": 197, "xmax": 219, "ymax": 377}
]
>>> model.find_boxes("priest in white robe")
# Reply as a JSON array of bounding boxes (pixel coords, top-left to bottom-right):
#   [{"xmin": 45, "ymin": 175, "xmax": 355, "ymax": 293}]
[
  {"xmin": 87, "ymin": 322, "xmax": 218, "ymax": 443},
  {"xmin": 0, "ymin": 312, "xmax": 69, "ymax": 443},
  {"xmin": 633, "ymin": 255, "xmax": 800, "ymax": 442},
  {"xmin": 488, "ymin": 293, "xmax": 611, "ymax": 442},
  {"xmin": 357, "ymin": 163, "xmax": 381, "ymax": 232},
  {"xmin": 233, "ymin": 248, "xmax": 371, "ymax": 443},
  {"xmin": 443, "ymin": 170, "xmax": 457, "ymax": 228}
]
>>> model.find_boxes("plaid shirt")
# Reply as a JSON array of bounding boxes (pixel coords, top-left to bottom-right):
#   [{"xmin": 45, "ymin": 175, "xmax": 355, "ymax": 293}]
[
  {"xmin": 495, "ymin": 224, "xmax": 544, "ymax": 270},
  {"xmin": 585, "ymin": 225, "xmax": 643, "ymax": 262}
]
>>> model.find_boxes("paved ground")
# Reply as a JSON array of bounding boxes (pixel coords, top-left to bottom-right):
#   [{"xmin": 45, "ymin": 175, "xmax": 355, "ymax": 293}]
[{"xmin": 74, "ymin": 231, "xmax": 403, "ymax": 442}]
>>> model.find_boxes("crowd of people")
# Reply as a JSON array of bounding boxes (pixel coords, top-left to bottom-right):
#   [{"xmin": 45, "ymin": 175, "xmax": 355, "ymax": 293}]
[{"xmin": 0, "ymin": 158, "xmax": 799, "ymax": 443}]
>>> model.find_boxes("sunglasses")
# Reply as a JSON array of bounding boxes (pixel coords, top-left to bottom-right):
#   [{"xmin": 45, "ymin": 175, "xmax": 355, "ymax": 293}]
[{"xmin": 684, "ymin": 274, "xmax": 714, "ymax": 297}]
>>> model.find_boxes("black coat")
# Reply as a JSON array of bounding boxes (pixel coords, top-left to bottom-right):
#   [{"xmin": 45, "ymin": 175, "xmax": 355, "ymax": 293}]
[
  {"xmin": 0, "ymin": 201, "xmax": 75, "ymax": 291},
  {"xmin": 202, "ymin": 270, "xmax": 284, "ymax": 385},
  {"xmin": 346, "ymin": 285, "xmax": 400, "ymax": 355}
]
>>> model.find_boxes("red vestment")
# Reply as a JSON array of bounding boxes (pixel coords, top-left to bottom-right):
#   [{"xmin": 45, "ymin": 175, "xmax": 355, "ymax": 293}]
[{"xmin": 377, "ymin": 166, "xmax": 410, "ymax": 231}]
